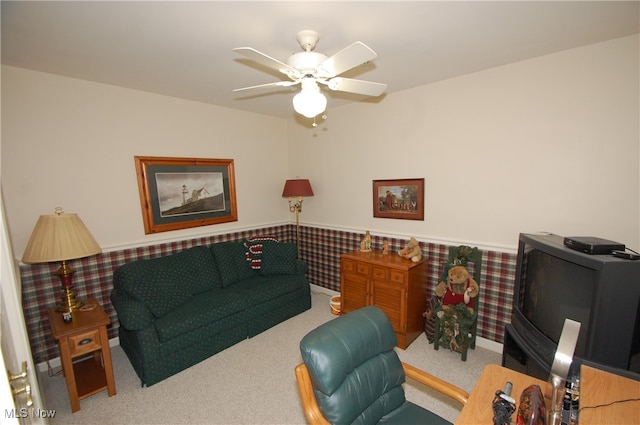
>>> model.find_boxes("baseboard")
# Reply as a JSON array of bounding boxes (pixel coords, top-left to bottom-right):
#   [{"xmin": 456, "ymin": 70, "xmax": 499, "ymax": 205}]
[
  {"xmin": 476, "ymin": 336, "xmax": 503, "ymax": 354},
  {"xmin": 309, "ymin": 283, "xmax": 503, "ymax": 354},
  {"xmin": 38, "ymin": 286, "xmax": 335, "ymax": 372},
  {"xmin": 310, "ymin": 283, "xmax": 339, "ymax": 297},
  {"xmin": 37, "ymin": 285, "xmax": 502, "ymax": 371}
]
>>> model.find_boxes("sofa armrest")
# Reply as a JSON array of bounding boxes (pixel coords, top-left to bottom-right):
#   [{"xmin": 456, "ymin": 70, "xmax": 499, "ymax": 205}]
[
  {"xmin": 110, "ymin": 288, "xmax": 155, "ymax": 330},
  {"xmin": 295, "ymin": 259, "xmax": 308, "ymax": 274}
]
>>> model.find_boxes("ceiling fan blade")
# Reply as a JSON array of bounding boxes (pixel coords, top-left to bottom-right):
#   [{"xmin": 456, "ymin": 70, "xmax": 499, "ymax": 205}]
[
  {"xmin": 317, "ymin": 42, "xmax": 378, "ymax": 77},
  {"xmin": 233, "ymin": 47, "xmax": 301, "ymax": 79},
  {"xmin": 325, "ymin": 77, "xmax": 387, "ymax": 97},
  {"xmin": 233, "ymin": 81, "xmax": 299, "ymax": 92}
]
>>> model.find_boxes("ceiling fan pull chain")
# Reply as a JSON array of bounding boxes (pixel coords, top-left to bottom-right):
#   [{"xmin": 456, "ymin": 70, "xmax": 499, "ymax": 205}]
[{"xmin": 311, "ymin": 113, "xmax": 328, "ymax": 127}]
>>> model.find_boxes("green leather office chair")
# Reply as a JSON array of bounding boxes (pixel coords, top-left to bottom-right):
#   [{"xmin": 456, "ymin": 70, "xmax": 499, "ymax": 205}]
[{"xmin": 295, "ymin": 306, "xmax": 468, "ymax": 425}]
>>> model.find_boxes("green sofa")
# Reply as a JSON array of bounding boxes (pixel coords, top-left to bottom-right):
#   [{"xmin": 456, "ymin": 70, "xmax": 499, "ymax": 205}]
[{"xmin": 110, "ymin": 240, "xmax": 311, "ymax": 386}]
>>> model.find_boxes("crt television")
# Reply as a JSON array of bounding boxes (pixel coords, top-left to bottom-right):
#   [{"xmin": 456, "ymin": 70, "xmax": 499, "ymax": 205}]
[{"xmin": 510, "ymin": 233, "xmax": 640, "ymax": 373}]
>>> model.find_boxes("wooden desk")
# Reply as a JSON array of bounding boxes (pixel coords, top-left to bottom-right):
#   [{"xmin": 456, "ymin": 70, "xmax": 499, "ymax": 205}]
[
  {"xmin": 456, "ymin": 364, "xmax": 640, "ymax": 425},
  {"xmin": 579, "ymin": 364, "xmax": 640, "ymax": 424},
  {"xmin": 456, "ymin": 364, "xmax": 546, "ymax": 424}
]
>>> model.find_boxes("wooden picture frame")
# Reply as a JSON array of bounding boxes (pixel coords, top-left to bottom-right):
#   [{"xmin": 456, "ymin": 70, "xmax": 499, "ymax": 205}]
[
  {"xmin": 134, "ymin": 156, "xmax": 238, "ymax": 234},
  {"xmin": 373, "ymin": 178, "xmax": 425, "ymax": 220}
]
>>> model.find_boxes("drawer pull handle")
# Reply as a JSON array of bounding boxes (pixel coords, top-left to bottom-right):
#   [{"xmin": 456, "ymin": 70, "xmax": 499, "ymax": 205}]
[{"xmin": 79, "ymin": 338, "xmax": 93, "ymax": 345}]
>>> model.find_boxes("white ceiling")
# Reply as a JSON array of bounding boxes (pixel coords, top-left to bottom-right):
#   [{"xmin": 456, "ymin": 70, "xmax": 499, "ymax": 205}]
[{"xmin": 2, "ymin": 1, "xmax": 639, "ymax": 119}]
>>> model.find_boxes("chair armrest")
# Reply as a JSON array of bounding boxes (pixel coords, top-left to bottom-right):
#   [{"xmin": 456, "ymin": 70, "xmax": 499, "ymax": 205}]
[
  {"xmin": 294, "ymin": 363, "xmax": 330, "ymax": 425},
  {"xmin": 402, "ymin": 362, "xmax": 469, "ymax": 406}
]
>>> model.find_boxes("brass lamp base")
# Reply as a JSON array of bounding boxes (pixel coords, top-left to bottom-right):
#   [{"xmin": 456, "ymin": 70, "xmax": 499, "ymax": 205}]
[
  {"xmin": 54, "ymin": 260, "xmax": 84, "ymax": 312},
  {"xmin": 288, "ymin": 200, "xmax": 303, "ymax": 259},
  {"xmin": 55, "ymin": 286, "xmax": 84, "ymax": 312}
]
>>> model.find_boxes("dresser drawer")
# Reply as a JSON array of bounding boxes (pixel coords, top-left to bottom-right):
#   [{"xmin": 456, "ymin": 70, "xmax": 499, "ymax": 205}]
[
  {"xmin": 68, "ymin": 329, "xmax": 101, "ymax": 357},
  {"xmin": 389, "ymin": 270, "xmax": 406, "ymax": 284},
  {"xmin": 355, "ymin": 261, "xmax": 371, "ymax": 276},
  {"xmin": 341, "ymin": 258, "xmax": 355, "ymax": 273},
  {"xmin": 372, "ymin": 266, "xmax": 388, "ymax": 280}
]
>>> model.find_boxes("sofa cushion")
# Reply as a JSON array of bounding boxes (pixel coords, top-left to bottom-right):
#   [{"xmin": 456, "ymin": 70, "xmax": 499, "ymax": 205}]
[
  {"xmin": 260, "ymin": 242, "xmax": 298, "ymax": 275},
  {"xmin": 210, "ymin": 241, "xmax": 257, "ymax": 287},
  {"xmin": 154, "ymin": 289, "xmax": 249, "ymax": 342},
  {"xmin": 228, "ymin": 274, "xmax": 306, "ymax": 307},
  {"xmin": 167, "ymin": 246, "xmax": 222, "ymax": 295},
  {"xmin": 123, "ymin": 264, "xmax": 192, "ymax": 318}
]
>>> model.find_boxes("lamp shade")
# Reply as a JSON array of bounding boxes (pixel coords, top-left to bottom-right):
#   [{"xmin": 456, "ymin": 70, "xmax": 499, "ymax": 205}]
[
  {"xmin": 22, "ymin": 210, "xmax": 102, "ymax": 264},
  {"xmin": 282, "ymin": 179, "xmax": 314, "ymax": 198},
  {"xmin": 292, "ymin": 79, "xmax": 327, "ymax": 118},
  {"xmin": 293, "ymin": 90, "xmax": 327, "ymax": 118}
]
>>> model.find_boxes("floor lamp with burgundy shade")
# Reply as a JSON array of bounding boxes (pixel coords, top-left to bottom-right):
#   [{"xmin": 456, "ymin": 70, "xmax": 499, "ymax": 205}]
[
  {"xmin": 22, "ymin": 207, "xmax": 102, "ymax": 312},
  {"xmin": 282, "ymin": 179, "xmax": 314, "ymax": 258}
]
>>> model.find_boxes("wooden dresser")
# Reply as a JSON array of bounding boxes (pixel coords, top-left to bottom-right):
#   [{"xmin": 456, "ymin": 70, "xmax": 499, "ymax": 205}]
[{"xmin": 340, "ymin": 250, "xmax": 428, "ymax": 349}]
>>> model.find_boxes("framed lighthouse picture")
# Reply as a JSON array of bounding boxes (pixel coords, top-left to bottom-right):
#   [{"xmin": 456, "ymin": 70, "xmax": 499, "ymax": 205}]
[{"xmin": 134, "ymin": 156, "xmax": 238, "ymax": 234}]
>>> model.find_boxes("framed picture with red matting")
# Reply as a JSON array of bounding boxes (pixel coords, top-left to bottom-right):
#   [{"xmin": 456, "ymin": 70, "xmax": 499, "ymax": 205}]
[{"xmin": 373, "ymin": 178, "xmax": 424, "ymax": 220}]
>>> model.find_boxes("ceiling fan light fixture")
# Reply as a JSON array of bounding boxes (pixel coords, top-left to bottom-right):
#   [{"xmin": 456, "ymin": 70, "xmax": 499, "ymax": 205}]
[
  {"xmin": 234, "ymin": 30, "xmax": 385, "ymax": 122},
  {"xmin": 293, "ymin": 80, "xmax": 327, "ymax": 118}
]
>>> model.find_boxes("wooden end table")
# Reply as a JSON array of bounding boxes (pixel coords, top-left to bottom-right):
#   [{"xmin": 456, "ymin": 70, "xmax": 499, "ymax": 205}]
[{"xmin": 48, "ymin": 298, "xmax": 116, "ymax": 412}]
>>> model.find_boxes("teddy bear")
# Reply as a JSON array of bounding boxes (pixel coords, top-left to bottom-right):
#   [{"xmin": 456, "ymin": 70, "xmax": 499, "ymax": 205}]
[
  {"xmin": 435, "ymin": 265, "xmax": 479, "ymax": 313},
  {"xmin": 398, "ymin": 237, "xmax": 422, "ymax": 262}
]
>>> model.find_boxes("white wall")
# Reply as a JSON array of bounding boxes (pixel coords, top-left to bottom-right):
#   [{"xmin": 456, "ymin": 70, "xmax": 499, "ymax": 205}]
[
  {"xmin": 288, "ymin": 35, "xmax": 640, "ymax": 250},
  {"xmin": 1, "ymin": 66, "xmax": 289, "ymax": 256},
  {"xmin": 2, "ymin": 35, "xmax": 639, "ymax": 258}
]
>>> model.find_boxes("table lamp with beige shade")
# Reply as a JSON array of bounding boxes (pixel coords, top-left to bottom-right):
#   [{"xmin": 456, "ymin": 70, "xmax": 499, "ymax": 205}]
[{"xmin": 22, "ymin": 207, "xmax": 102, "ymax": 312}]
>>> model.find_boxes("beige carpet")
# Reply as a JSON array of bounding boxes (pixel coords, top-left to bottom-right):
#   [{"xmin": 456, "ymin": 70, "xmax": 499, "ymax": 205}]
[{"xmin": 39, "ymin": 291, "xmax": 501, "ymax": 424}]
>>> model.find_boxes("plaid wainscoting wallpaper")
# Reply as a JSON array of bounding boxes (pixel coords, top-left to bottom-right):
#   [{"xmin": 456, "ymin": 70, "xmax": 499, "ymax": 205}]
[
  {"xmin": 300, "ymin": 227, "xmax": 518, "ymax": 344},
  {"xmin": 19, "ymin": 226, "xmax": 294, "ymax": 364},
  {"xmin": 20, "ymin": 225, "xmax": 516, "ymax": 363}
]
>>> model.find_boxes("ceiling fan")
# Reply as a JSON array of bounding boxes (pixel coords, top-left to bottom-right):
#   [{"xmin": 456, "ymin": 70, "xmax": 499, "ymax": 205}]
[{"xmin": 233, "ymin": 30, "xmax": 387, "ymax": 120}]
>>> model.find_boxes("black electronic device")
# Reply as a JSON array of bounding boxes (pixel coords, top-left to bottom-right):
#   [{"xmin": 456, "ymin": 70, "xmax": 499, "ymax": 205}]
[
  {"xmin": 504, "ymin": 233, "xmax": 640, "ymax": 378},
  {"xmin": 492, "ymin": 381, "xmax": 515, "ymax": 425},
  {"xmin": 563, "ymin": 236, "xmax": 625, "ymax": 255},
  {"xmin": 612, "ymin": 250, "xmax": 640, "ymax": 260}
]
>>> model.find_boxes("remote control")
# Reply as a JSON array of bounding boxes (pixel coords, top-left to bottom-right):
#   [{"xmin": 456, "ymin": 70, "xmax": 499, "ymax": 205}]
[{"xmin": 612, "ymin": 250, "xmax": 640, "ymax": 260}]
